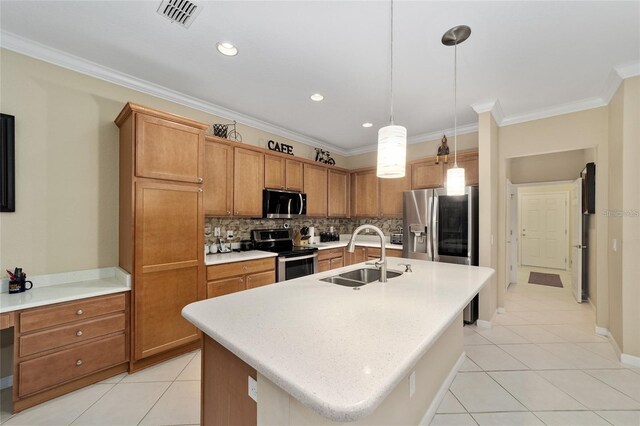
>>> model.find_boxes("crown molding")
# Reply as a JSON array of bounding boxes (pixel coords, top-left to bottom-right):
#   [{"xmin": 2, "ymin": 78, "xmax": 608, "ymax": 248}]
[
  {"xmin": 616, "ymin": 62, "xmax": 640, "ymax": 79},
  {"xmin": 347, "ymin": 122, "xmax": 479, "ymax": 156},
  {"xmin": 471, "ymin": 99, "xmax": 504, "ymax": 124},
  {"xmin": 600, "ymin": 68, "xmax": 624, "ymax": 105},
  {"xmin": 0, "ymin": 30, "xmax": 349, "ymax": 156},
  {"xmin": 500, "ymin": 97, "xmax": 607, "ymax": 127}
]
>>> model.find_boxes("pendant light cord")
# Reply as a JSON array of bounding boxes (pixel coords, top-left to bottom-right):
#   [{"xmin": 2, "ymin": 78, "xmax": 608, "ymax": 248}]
[
  {"xmin": 453, "ymin": 42, "xmax": 458, "ymax": 167},
  {"xmin": 390, "ymin": 0, "xmax": 394, "ymax": 125}
]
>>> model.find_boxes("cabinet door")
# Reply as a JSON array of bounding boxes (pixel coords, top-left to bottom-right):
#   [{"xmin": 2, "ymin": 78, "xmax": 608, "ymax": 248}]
[
  {"xmin": 351, "ymin": 169, "xmax": 379, "ymax": 217},
  {"xmin": 444, "ymin": 155, "xmax": 478, "ymax": 187},
  {"xmin": 204, "ymin": 141, "xmax": 233, "ymax": 216},
  {"xmin": 233, "ymin": 148, "xmax": 264, "ymax": 217},
  {"xmin": 387, "ymin": 248, "xmax": 403, "ymax": 258},
  {"xmin": 136, "ymin": 114, "xmax": 204, "ymax": 183},
  {"xmin": 330, "ymin": 257, "xmax": 344, "ymax": 270},
  {"xmin": 379, "ymin": 170, "xmax": 411, "ymax": 218},
  {"xmin": 134, "ymin": 182, "xmax": 203, "ymax": 360},
  {"xmin": 264, "ymin": 155, "xmax": 286, "ymax": 190},
  {"xmin": 328, "ymin": 170, "xmax": 348, "ymax": 218},
  {"xmin": 285, "ymin": 159, "xmax": 304, "ymax": 191},
  {"xmin": 350, "ymin": 247, "xmax": 367, "ymax": 264},
  {"xmin": 317, "ymin": 259, "xmax": 331, "ymax": 273},
  {"xmin": 246, "ymin": 270, "xmax": 276, "ymax": 289},
  {"xmin": 412, "ymin": 160, "xmax": 443, "ymax": 189},
  {"xmin": 207, "ymin": 276, "xmax": 245, "ymax": 299},
  {"xmin": 303, "ymin": 164, "xmax": 328, "ymax": 217}
]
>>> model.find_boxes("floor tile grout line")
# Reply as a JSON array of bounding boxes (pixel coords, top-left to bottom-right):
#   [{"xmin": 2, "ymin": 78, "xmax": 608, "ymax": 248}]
[
  {"xmin": 136, "ymin": 381, "xmax": 174, "ymax": 426},
  {"xmin": 580, "ymin": 369, "xmax": 640, "ymax": 404},
  {"xmin": 68, "ymin": 382, "xmax": 118, "ymax": 426}
]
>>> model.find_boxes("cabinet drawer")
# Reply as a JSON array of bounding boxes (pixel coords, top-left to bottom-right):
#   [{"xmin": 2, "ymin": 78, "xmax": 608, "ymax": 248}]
[
  {"xmin": 246, "ymin": 271, "xmax": 276, "ymax": 290},
  {"xmin": 19, "ymin": 294, "xmax": 126, "ymax": 333},
  {"xmin": 19, "ymin": 313, "xmax": 126, "ymax": 357},
  {"xmin": 207, "ymin": 258, "xmax": 275, "ymax": 281},
  {"xmin": 207, "ymin": 277, "xmax": 245, "ymax": 299},
  {"xmin": 18, "ymin": 333, "xmax": 126, "ymax": 397},
  {"xmin": 318, "ymin": 248, "xmax": 344, "ymax": 261}
]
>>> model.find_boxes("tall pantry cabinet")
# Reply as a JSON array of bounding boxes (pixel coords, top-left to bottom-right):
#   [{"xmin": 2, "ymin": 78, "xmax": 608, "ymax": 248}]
[{"xmin": 115, "ymin": 103, "xmax": 207, "ymax": 371}]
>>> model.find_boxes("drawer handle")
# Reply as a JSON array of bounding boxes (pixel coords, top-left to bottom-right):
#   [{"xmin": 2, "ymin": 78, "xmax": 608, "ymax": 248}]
[
  {"xmin": 242, "ymin": 266, "xmax": 248, "ymax": 271},
  {"xmin": 198, "ymin": 177, "xmax": 203, "ymax": 183},
  {"xmin": 76, "ymin": 309, "xmax": 84, "ymax": 315},
  {"xmin": 76, "ymin": 359, "xmax": 83, "ymax": 366},
  {"xmin": 76, "ymin": 330, "xmax": 83, "ymax": 337},
  {"xmin": 226, "ymin": 211, "xmax": 231, "ymax": 215}
]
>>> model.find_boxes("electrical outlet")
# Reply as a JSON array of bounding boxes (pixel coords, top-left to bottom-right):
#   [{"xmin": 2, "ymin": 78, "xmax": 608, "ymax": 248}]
[
  {"xmin": 226, "ymin": 230, "xmax": 234, "ymax": 239},
  {"xmin": 248, "ymin": 376, "xmax": 258, "ymax": 402},
  {"xmin": 612, "ymin": 238, "xmax": 617, "ymax": 252},
  {"xmin": 214, "ymin": 227, "xmax": 221, "ymax": 237},
  {"xmin": 409, "ymin": 371, "xmax": 416, "ymax": 398}
]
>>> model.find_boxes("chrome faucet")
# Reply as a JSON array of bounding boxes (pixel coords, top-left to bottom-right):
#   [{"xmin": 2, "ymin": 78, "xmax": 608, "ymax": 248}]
[{"xmin": 347, "ymin": 224, "xmax": 387, "ymax": 283}]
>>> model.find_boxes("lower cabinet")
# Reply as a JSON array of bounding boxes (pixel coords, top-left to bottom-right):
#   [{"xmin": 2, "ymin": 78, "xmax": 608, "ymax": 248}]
[
  {"xmin": 346, "ymin": 246, "xmax": 403, "ymax": 265},
  {"xmin": 13, "ymin": 293, "xmax": 130, "ymax": 412},
  {"xmin": 206, "ymin": 258, "xmax": 276, "ymax": 298},
  {"xmin": 317, "ymin": 248, "xmax": 345, "ymax": 272}
]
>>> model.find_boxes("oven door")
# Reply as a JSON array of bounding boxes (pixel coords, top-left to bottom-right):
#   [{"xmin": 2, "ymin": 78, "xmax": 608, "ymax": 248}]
[{"xmin": 277, "ymin": 253, "xmax": 318, "ymax": 282}]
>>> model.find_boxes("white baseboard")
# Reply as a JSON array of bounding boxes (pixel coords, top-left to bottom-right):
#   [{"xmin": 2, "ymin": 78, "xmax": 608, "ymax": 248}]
[
  {"xmin": 497, "ymin": 307, "xmax": 506, "ymax": 314},
  {"xmin": 594, "ymin": 326, "xmax": 609, "ymax": 336},
  {"xmin": 0, "ymin": 375, "xmax": 13, "ymax": 390},
  {"xmin": 476, "ymin": 319, "xmax": 493, "ymax": 329},
  {"xmin": 420, "ymin": 352, "xmax": 466, "ymax": 426},
  {"xmin": 621, "ymin": 353, "xmax": 640, "ymax": 368}
]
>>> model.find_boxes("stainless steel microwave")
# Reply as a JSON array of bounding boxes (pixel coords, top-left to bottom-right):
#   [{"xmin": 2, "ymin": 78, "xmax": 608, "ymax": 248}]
[{"xmin": 262, "ymin": 189, "xmax": 306, "ymax": 219}]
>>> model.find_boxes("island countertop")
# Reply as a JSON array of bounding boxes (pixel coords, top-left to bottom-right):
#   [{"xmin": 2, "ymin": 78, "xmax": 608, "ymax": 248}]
[{"xmin": 182, "ymin": 258, "xmax": 494, "ymax": 422}]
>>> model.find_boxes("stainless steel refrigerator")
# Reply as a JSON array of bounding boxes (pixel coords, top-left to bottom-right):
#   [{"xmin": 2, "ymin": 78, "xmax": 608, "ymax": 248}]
[{"xmin": 403, "ymin": 186, "xmax": 479, "ymax": 323}]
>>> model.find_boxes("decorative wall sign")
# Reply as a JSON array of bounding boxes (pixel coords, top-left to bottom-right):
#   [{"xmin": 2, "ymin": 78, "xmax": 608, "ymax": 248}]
[
  {"xmin": 268, "ymin": 139, "xmax": 294, "ymax": 155},
  {"xmin": 315, "ymin": 148, "xmax": 335, "ymax": 165},
  {"xmin": 435, "ymin": 134, "xmax": 449, "ymax": 164}
]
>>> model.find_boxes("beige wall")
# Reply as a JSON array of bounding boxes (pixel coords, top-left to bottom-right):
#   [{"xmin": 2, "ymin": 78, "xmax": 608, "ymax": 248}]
[
  {"xmin": 497, "ymin": 107, "xmax": 609, "ymax": 328},
  {"xmin": 510, "ymin": 150, "xmax": 588, "ymax": 184},
  {"xmin": 0, "ymin": 49, "xmax": 345, "ymax": 275},
  {"xmin": 346, "ymin": 133, "xmax": 478, "ymax": 169},
  {"xmin": 478, "ymin": 112, "xmax": 498, "ymax": 321}
]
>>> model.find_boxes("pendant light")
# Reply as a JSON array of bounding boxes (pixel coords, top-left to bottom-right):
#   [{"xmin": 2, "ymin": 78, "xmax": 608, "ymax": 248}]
[
  {"xmin": 442, "ymin": 25, "xmax": 471, "ymax": 195},
  {"xmin": 377, "ymin": 0, "xmax": 406, "ymax": 179}
]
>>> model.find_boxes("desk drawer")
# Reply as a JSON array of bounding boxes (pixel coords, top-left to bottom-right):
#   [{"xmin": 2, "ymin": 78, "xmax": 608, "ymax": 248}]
[
  {"xmin": 19, "ymin": 313, "xmax": 126, "ymax": 357},
  {"xmin": 18, "ymin": 333, "xmax": 126, "ymax": 397},
  {"xmin": 19, "ymin": 293, "xmax": 126, "ymax": 333},
  {"xmin": 207, "ymin": 257, "xmax": 274, "ymax": 281}
]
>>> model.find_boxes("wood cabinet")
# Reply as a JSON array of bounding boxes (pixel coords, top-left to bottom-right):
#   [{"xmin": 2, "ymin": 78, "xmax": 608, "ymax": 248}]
[
  {"xmin": 204, "ymin": 141, "xmax": 233, "ymax": 216},
  {"xmin": 233, "ymin": 147, "xmax": 264, "ymax": 217},
  {"xmin": 328, "ymin": 169, "xmax": 348, "ymax": 218},
  {"xmin": 13, "ymin": 293, "xmax": 129, "ymax": 411},
  {"xmin": 318, "ymin": 248, "xmax": 345, "ymax": 271},
  {"xmin": 206, "ymin": 258, "xmax": 276, "ymax": 299},
  {"xmin": 351, "ymin": 169, "xmax": 379, "ymax": 217},
  {"xmin": 304, "ymin": 164, "xmax": 328, "ymax": 217},
  {"xmin": 379, "ymin": 171, "xmax": 411, "ymax": 218},
  {"xmin": 346, "ymin": 246, "xmax": 367, "ymax": 265},
  {"xmin": 412, "ymin": 161, "xmax": 444, "ymax": 189},
  {"xmin": 264, "ymin": 156, "xmax": 304, "ymax": 192},
  {"xmin": 116, "ymin": 103, "xmax": 207, "ymax": 371},
  {"xmin": 365, "ymin": 247, "xmax": 403, "ymax": 259}
]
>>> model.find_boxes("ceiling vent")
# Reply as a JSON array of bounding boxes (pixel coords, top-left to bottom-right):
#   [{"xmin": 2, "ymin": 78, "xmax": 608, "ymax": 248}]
[{"xmin": 157, "ymin": 0, "xmax": 202, "ymax": 29}]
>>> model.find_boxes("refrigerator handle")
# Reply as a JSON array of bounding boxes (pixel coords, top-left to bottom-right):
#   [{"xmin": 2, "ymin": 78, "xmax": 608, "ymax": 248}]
[{"xmin": 432, "ymin": 193, "xmax": 438, "ymax": 262}]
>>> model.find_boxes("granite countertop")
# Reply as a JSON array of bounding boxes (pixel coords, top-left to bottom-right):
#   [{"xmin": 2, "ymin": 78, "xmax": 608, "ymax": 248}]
[
  {"xmin": 182, "ymin": 258, "xmax": 494, "ymax": 422},
  {"xmin": 205, "ymin": 251, "xmax": 277, "ymax": 266},
  {"xmin": 1, "ymin": 267, "xmax": 130, "ymax": 313}
]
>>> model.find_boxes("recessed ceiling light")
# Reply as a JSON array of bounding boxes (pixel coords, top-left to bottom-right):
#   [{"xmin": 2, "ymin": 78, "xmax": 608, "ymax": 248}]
[
  {"xmin": 216, "ymin": 42, "xmax": 238, "ymax": 56},
  {"xmin": 310, "ymin": 93, "xmax": 324, "ymax": 102},
  {"xmin": 362, "ymin": 122, "xmax": 373, "ymax": 128}
]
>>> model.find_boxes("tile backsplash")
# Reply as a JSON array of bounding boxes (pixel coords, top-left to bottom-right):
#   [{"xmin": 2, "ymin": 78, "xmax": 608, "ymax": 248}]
[{"xmin": 204, "ymin": 217, "xmax": 402, "ymax": 241}]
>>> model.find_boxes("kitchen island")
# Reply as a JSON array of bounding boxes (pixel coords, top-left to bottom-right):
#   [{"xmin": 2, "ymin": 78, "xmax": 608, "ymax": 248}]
[{"xmin": 182, "ymin": 258, "xmax": 494, "ymax": 425}]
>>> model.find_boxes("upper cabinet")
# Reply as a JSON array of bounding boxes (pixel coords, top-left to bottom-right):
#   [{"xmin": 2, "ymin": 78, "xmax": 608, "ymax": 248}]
[
  {"xmin": 327, "ymin": 169, "xmax": 348, "ymax": 218},
  {"xmin": 411, "ymin": 161, "xmax": 443, "ymax": 189},
  {"xmin": 379, "ymin": 170, "xmax": 411, "ymax": 218},
  {"xmin": 135, "ymin": 114, "xmax": 204, "ymax": 183},
  {"xmin": 264, "ymin": 155, "xmax": 304, "ymax": 192},
  {"xmin": 303, "ymin": 164, "xmax": 328, "ymax": 217},
  {"xmin": 351, "ymin": 169, "xmax": 379, "ymax": 217},
  {"xmin": 233, "ymin": 147, "xmax": 264, "ymax": 217},
  {"xmin": 204, "ymin": 141, "xmax": 233, "ymax": 216}
]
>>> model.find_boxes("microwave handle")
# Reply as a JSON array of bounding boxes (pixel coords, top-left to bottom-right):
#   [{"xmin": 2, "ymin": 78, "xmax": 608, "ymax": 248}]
[{"xmin": 299, "ymin": 193, "xmax": 304, "ymax": 215}]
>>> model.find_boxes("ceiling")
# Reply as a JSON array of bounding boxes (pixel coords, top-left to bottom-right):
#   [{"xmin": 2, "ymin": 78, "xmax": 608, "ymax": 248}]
[{"xmin": 1, "ymin": 1, "xmax": 639, "ymax": 155}]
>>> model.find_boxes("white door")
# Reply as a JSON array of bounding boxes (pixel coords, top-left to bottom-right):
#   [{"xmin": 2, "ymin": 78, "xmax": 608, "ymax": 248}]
[
  {"xmin": 505, "ymin": 180, "xmax": 517, "ymax": 288},
  {"xmin": 520, "ymin": 193, "xmax": 568, "ymax": 269},
  {"xmin": 571, "ymin": 178, "xmax": 584, "ymax": 302}
]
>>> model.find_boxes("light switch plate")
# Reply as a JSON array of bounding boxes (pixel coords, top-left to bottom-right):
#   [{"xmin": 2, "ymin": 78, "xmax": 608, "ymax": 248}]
[
  {"xmin": 612, "ymin": 238, "xmax": 617, "ymax": 252},
  {"xmin": 227, "ymin": 230, "xmax": 234, "ymax": 239},
  {"xmin": 409, "ymin": 371, "xmax": 416, "ymax": 398},
  {"xmin": 248, "ymin": 376, "xmax": 258, "ymax": 402}
]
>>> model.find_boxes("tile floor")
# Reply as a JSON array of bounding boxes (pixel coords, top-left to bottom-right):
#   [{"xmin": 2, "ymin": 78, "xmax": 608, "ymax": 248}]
[
  {"xmin": 432, "ymin": 266, "xmax": 640, "ymax": 426},
  {"xmin": 1, "ymin": 265, "xmax": 638, "ymax": 425}
]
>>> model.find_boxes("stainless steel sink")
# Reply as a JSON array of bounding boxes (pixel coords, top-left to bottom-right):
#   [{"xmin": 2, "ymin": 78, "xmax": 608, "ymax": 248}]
[{"xmin": 320, "ymin": 268, "xmax": 403, "ymax": 287}]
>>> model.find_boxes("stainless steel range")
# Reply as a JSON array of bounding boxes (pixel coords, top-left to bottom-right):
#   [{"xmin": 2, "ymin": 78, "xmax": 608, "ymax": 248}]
[{"xmin": 251, "ymin": 229, "xmax": 318, "ymax": 282}]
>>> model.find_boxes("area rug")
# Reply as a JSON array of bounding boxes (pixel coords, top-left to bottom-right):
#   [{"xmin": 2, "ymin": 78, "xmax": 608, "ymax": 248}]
[{"xmin": 528, "ymin": 272, "xmax": 563, "ymax": 288}]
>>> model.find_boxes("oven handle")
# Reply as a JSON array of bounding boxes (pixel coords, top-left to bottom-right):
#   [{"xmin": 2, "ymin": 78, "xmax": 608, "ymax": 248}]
[{"xmin": 278, "ymin": 253, "xmax": 318, "ymax": 262}]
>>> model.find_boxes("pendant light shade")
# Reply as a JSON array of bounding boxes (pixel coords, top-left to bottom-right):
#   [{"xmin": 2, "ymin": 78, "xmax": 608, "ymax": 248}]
[
  {"xmin": 376, "ymin": 0, "xmax": 406, "ymax": 179},
  {"xmin": 446, "ymin": 166, "xmax": 465, "ymax": 196},
  {"xmin": 377, "ymin": 125, "xmax": 407, "ymax": 178}
]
